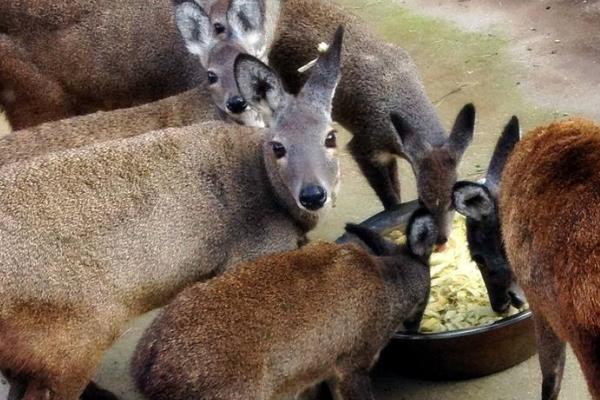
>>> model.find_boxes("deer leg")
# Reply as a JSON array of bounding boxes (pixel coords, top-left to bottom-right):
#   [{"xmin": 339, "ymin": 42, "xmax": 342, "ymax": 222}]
[
  {"xmin": 570, "ymin": 332, "xmax": 600, "ymax": 400},
  {"xmin": 387, "ymin": 158, "xmax": 401, "ymax": 200},
  {"xmin": 534, "ymin": 312, "xmax": 566, "ymax": 400},
  {"xmin": 348, "ymin": 138, "xmax": 400, "ymax": 210},
  {"xmin": 330, "ymin": 371, "xmax": 374, "ymax": 400}
]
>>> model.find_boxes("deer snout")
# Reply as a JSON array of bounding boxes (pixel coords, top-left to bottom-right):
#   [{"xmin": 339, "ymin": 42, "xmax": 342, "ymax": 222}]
[
  {"xmin": 299, "ymin": 185, "xmax": 327, "ymax": 211},
  {"xmin": 226, "ymin": 96, "xmax": 248, "ymax": 114}
]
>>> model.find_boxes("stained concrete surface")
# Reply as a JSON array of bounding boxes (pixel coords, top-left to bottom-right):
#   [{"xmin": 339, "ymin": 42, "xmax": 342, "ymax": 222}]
[{"xmin": 2, "ymin": 0, "xmax": 599, "ymax": 399}]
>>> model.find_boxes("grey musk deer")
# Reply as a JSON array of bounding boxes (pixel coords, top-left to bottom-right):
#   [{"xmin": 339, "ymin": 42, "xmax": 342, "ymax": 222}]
[
  {"xmin": 175, "ymin": 0, "xmax": 475, "ymax": 246},
  {"xmin": 131, "ymin": 208, "xmax": 436, "ymax": 400},
  {"xmin": 0, "ymin": 27, "xmax": 343, "ymax": 400}
]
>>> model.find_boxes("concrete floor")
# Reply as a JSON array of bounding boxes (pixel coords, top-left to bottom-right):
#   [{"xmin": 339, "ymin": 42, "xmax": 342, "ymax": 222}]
[{"xmin": 2, "ymin": 1, "xmax": 599, "ymax": 399}]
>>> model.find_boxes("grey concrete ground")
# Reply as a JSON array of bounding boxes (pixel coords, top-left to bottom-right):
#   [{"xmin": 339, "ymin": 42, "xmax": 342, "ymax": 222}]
[{"xmin": 1, "ymin": 1, "xmax": 598, "ymax": 399}]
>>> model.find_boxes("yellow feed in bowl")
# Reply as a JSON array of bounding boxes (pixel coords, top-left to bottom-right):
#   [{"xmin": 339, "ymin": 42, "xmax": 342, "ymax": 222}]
[{"xmin": 387, "ymin": 215, "xmax": 525, "ymax": 333}]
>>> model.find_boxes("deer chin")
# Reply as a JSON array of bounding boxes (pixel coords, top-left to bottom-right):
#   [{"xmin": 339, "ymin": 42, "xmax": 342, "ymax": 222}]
[{"xmin": 222, "ymin": 107, "xmax": 265, "ymax": 128}]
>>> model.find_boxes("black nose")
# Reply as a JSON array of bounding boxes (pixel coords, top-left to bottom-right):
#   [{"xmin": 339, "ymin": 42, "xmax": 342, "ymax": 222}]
[
  {"xmin": 226, "ymin": 96, "xmax": 247, "ymax": 114},
  {"xmin": 299, "ymin": 185, "xmax": 327, "ymax": 211}
]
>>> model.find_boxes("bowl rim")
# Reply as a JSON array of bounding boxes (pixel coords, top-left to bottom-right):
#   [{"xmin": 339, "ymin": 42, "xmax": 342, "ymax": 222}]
[{"xmin": 392, "ymin": 309, "xmax": 533, "ymax": 340}]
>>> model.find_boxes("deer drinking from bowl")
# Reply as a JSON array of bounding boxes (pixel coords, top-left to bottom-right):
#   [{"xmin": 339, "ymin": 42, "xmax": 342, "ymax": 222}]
[{"xmin": 451, "ymin": 116, "xmax": 526, "ymax": 313}]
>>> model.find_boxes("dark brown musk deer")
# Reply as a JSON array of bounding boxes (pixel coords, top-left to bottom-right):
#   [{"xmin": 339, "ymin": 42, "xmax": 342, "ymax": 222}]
[
  {"xmin": 0, "ymin": 28, "xmax": 343, "ymax": 400},
  {"xmin": 0, "ymin": 0, "xmax": 267, "ymax": 130},
  {"xmin": 451, "ymin": 116, "xmax": 526, "ymax": 312},
  {"xmin": 131, "ymin": 209, "xmax": 436, "ymax": 400},
  {"xmin": 176, "ymin": 0, "xmax": 476, "ymax": 246},
  {"xmin": 501, "ymin": 118, "xmax": 600, "ymax": 400}
]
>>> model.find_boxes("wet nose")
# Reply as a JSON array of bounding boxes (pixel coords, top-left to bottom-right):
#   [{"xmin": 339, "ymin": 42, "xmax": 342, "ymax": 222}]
[
  {"xmin": 226, "ymin": 96, "xmax": 247, "ymax": 114},
  {"xmin": 299, "ymin": 185, "xmax": 327, "ymax": 211}
]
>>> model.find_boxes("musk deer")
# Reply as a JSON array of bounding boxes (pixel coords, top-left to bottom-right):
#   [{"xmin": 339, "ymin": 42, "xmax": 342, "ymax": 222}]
[
  {"xmin": 0, "ymin": 28, "xmax": 343, "ymax": 400},
  {"xmin": 131, "ymin": 209, "xmax": 435, "ymax": 400},
  {"xmin": 175, "ymin": 0, "xmax": 475, "ymax": 246},
  {"xmin": 0, "ymin": 0, "xmax": 268, "ymax": 129},
  {"xmin": 501, "ymin": 118, "xmax": 600, "ymax": 400},
  {"xmin": 0, "ymin": 38, "xmax": 262, "ymax": 168},
  {"xmin": 451, "ymin": 116, "xmax": 526, "ymax": 312}
]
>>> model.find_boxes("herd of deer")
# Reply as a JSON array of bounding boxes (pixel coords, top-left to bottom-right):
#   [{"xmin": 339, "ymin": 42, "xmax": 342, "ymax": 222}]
[{"xmin": 0, "ymin": 1, "xmax": 598, "ymax": 399}]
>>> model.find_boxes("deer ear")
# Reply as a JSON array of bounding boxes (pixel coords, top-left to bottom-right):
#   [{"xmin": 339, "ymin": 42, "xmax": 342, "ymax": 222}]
[
  {"xmin": 452, "ymin": 181, "xmax": 494, "ymax": 221},
  {"xmin": 300, "ymin": 26, "xmax": 344, "ymax": 113},
  {"xmin": 406, "ymin": 208, "xmax": 437, "ymax": 260},
  {"xmin": 174, "ymin": 1, "xmax": 213, "ymax": 66},
  {"xmin": 448, "ymin": 103, "xmax": 475, "ymax": 159},
  {"xmin": 228, "ymin": 0, "xmax": 266, "ymax": 57},
  {"xmin": 486, "ymin": 116, "xmax": 520, "ymax": 189},
  {"xmin": 390, "ymin": 112, "xmax": 430, "ymax": 162},
  {"xmin": 234, "ymin": 54, "xmax": 286, "ymax": 120}
]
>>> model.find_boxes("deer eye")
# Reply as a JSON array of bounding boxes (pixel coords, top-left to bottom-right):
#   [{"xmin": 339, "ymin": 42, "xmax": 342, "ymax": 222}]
[
  {"xmin": 325, "ymin": 131, "xmax": 337, "ymax": 148},
  {"xmin": 207, "ymin": 71, "xmax": 218, "ymax": 85},
  {"xmin": 270, "ymin": 141, "xmax": 287, "ymax": 159},
  {"xmin": 214, "ymin": 23, "xmax": 226, "ymax": 35}
]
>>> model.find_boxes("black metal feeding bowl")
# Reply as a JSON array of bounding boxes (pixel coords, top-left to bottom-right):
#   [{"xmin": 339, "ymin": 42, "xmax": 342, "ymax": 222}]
[{"xmin": 336, "ymin": 200, "xmax": 536, "ymax": 380}]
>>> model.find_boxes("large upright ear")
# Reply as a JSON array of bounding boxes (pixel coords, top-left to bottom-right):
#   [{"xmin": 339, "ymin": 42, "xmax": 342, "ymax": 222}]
[
  {"xmin": 228, "ymin": 0, "xmax": 265, "ymax": 56},
  {"xmin": 174, "ymin": 1, "xmax": 213, "ymax": 66},
  {"xmin": 406, "ymin": 208, "xmax": 438, "ymax": 261},
  {"xmin": 300, "ymin": 26, "xmax": 344, "ymax": 113},
  {"xmin": 234, "ymin": 54, "xmax": 286, "ymax": 118},
  {"xmin": 390, "ymin": 112, "xmax": 431, "ymax": 161},
  {"xmin": 452, "ymin": 181, "xmax": 494, "ymax": 221},
  {"xmin": 448, "ymin": 103, "xmax": 475, "ymax": 158},
  {"xmin": 486, "ymin": 116, "xmax": 520, "ymax": 189}
]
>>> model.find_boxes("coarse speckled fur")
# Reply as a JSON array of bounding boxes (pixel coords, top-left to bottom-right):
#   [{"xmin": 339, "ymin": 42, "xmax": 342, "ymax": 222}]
[
  {"xmin": 501, "ymin": 118, "xmax": 600, "ymax": 400},
  {"xmin": 131, "ymin": 213, "xmax": 436, "ymax": 400},
  {"xmin": 0, "ymin": 88, "xmax": 216, "ymax": 168},
  {"xmin": 0, "ymin": 122, "xmax": 303, "ymax": 399},
  {"xmin": 0, "ymin": 40, "xmax": 342, "ymax": 399},
  {"xmin": 0, "ymin": 0, "xmax": 204, "ymax": 130},
  {"xmin": 188, "ymin": 0, "xmax": 475, "ymax": 244}
]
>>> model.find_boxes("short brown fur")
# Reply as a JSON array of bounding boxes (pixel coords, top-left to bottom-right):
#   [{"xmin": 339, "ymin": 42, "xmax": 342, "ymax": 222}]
[
  {"xmin": 0, "ymin": 0, "xmax": 202, "ymax": 129},
  {"xmin": 132, "ymin": 226, "xmax": 433, "ymax": 400},
  {"xmin": 501, "ymin": 118, "xmax": 600, "ymax": 400}
]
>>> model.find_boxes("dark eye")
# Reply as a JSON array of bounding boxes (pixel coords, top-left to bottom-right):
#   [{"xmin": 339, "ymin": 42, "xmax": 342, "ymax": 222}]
[
  {"xmin": 207, "ymin": 71, "xmax": 218, "ymax": 85},
  {"xmin": 270, "ymin": 141, "xmax": 287, "ymax": 159},
  {"xmin": 325, "ymin": 131, "xmax": 337, "ymax": 148},
  {"xmin": 214, "ymin": 23, "xmax": 226, "ymax": 35}
]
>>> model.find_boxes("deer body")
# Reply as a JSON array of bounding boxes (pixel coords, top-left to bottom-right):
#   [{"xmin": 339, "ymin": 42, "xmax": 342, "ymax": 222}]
[
  {"xmin": 0, "ymin": 0, "xmax": 203, "ymax": 130},
  {"xmin": 0, "ymin": 88, "xmax": 216, "ymax": 167},
  {"xmin": 501, "ymin": 119, "xmax": 600, "ymax": 400},
  {"xmin": 132, "ymin": 213, "xmax": 436, "ymax": 400}
]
